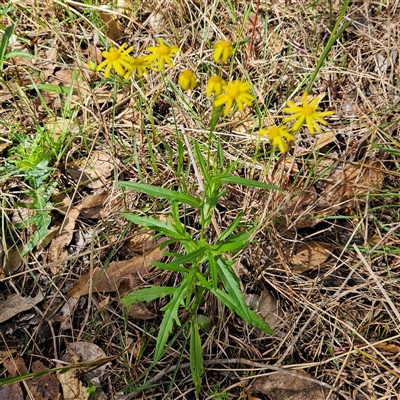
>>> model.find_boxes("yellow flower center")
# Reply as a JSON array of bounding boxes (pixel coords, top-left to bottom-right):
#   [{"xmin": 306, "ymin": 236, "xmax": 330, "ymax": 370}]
[
  {"xmin": 302, "ymin": 105, "xmax": 314, "ymax": 115},
  {"xmin": 227, "ymin": 87, "xmax": 240, "ymax": 99},
  {"xmin": 108, "ymin": 49, "xmax": 120, "ymax": 62},
  {"xmin": 269, "ymin": 126, "xmax": 280, "ymax": 138},
  {"xmin": 158, "ymin": 45, "xmax": 170, "ymax": 55}
]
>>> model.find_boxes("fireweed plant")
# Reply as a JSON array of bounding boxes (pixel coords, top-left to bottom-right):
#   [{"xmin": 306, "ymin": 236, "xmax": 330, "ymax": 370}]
[{"xmin": 93, "ymin": 35, "xmax": 335, "ymax": 396}]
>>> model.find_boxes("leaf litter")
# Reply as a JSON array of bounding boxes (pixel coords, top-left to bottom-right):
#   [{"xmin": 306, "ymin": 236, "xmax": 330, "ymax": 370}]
[{"xmin": 1, "ymin": 1, "xmax": 400, "ymax": 399}]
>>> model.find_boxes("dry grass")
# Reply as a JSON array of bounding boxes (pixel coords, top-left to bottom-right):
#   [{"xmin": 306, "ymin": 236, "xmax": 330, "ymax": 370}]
[{"xmin": 1, "ymin": 0, "xmax": 400, "ymax": 399}]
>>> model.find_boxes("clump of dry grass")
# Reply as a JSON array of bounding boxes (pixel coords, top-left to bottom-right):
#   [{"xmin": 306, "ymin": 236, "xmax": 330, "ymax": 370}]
[{"xmin": 1, "ymin": 0, "xmax": 400, "ymax": 399}]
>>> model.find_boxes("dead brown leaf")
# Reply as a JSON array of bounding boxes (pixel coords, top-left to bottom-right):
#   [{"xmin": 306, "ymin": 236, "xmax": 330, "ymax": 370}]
[
  {"xmin": 68, "ymin": 242, "xmax": 165, "ymax": 297},
  {"xmin": 284, "ymin": 241, "xmax": 334, "ymax": 273},
  {"xmin": 0, "ymin": 292, "xmax": 44, "ymax": 323},
  {"xmin": 66, "ymin": 150, "xmax": 114, "ymax": 189},
  {"xmin": 99, "ymin": 10, "xmax": 123, "ymax": 41},
  {"xmin": 79, "ymin": 190, "xmax": 109, "ymax": 219},
  {"xmin": 256, "ymin": 288, "xmax": 282, "ymax": 331},
  {"xmin": 28, "ymin": 360, "xmax": 60, "ymax": 400},
  {"xmin": 67, "ymin": 342, "xmax": 110, "ymax": 381},
  {"xmin": 48, "ymin": 206, "xmax": 81, "ymax": 275},
  {"xmin": 126, "ymin": 302, "xmax": 158, "ymax": 320},
  {"xmin": 252, "ymin": 370, "xmax": 337, "ymax": 400}
]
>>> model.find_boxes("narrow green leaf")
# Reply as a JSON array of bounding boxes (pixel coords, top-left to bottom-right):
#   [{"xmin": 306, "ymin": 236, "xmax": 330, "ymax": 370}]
[
  {"xmin": 4, "ymin": 50, "xmax": 34, "ymax": 60},
  {"xmin": 217, "ymin": 211, "xmax": 243, "ymax": 243},
  {"xmin": 119, "ymin": 181, "xmax": 201, "ymax": 208},
  {"xmin": 212, "ymin": 228, "xmax": 255, "ymax": 253},
  {"xmin": 123, "ymin": 286, "xmax": 177, "ymax": 305},
  {"xmin": 206, "ymin": 249, "xmax": 218, "ymax": 289},
  {"xmin": 216, "ymin": 257, "xmax": 273, "ymax": 334},
  {"xmin": 24, "ymin": 84, "xmax": 72, "ymax": 94},
  {"xmin": 154, "ymin": 272, "xmax": 195, "ymax": 363},
  {"xmin": 217, "ymin": 175, "xmax": 282, "ymax": 190},
  {"xmin": 120, "ymin": 212, "xmax": 187, "ymax": 239},
  {"xmin": 193, "ymin": 141, "xmax": 210, "ymax": 183},
  {"xmin": 190, "ymin": 319, "xmax": 203, "ymax": 398},
  {"xmin": 0, "ymin": 25, "xmax": 14, "ymax": 66},
  {"xmin": 151, "ymin": 261, "xmax": 191, "ymax": 273}
]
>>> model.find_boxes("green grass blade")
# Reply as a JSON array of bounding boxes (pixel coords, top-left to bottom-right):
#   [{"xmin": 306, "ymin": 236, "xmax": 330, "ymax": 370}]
[
  {"xmin": 119, "ymin": 181, "xmax": 201, "ymax": 208},
  {"xmin": 0, "ymin": 24, "xmax": 14, "ymax": 71},
  {"xmin": 307, "ymin": 0, "xmax": 351, "ymax": 90}
]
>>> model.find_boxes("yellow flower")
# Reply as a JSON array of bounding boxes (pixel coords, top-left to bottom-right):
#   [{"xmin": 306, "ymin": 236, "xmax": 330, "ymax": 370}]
[
  {"xmin": 206, "ymin": 75, "xmax": 226, "ymax": 97},
  {"xmin": 96, "ymin": 43, "xmax": 134, "ymax": 78},
  {"xmin": 283, "ymin": 91, "xmax": 335, "ymax": 135},
  {"xmin": 259, "ymin": 125, "xmax": 295, "ymax": 153},
  {"xmin": 178, "ymin": 69, "xmax": 197, "ymax": 90},
  {"xmin": 146, "ymin": 39, "xmax": 179, "ymax": 71},
  {"xmin": 213, "ymin": 40, "xmax": 234, "ymax": 63},
  {"xmin": 87, "ymin": 60, "xmax": 97, "ymax": 71},
  {"xmin": 124, "ymin": 56, "xmax": 155, "ymax": 79},
  {"xmin": 213, "ymin": 80, "xmax": 254, "ymax": 115}
]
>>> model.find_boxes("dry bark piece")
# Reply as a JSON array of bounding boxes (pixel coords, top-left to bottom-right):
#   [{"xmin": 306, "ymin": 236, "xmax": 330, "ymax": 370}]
[
  {"xmin": 252, "ymin": 370, "xmax": 337, "ymax": 400},
  {"xmin": 0, "ymin": 292, "xmax": 44, "ymax": 323},
  {"xmin": 68, "ymin": 242, "xmax": 165, "ymax": 297}
]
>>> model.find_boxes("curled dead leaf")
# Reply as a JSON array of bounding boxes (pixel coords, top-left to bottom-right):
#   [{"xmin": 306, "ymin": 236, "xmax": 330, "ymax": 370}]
[
  {"xmin": 68, "ymin": 241, "xmax": 166, "ymax": 297},
  {"xmin": 66, "ymin": 150, "xmax": 114, "ymax": 189}
]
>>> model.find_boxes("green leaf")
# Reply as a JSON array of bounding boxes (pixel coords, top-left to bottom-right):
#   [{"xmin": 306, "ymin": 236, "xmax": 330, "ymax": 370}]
[
  {"xmin": 119, "ymin": 181, "xmax": 201, "ymax": 208},
  {"xmin": 206, "ymin": 249, "xmax": 218, "ymax": 288},
  {"xmin": 120, "ymin": 212, "xmax": 188, "ymax": 239},
  {"xmin": 212, "ymin": 228, "xmax": 255, "ymax": 253},
  {"xmin": 123, "ymin": 286, "xmax": 177, "ymax": 305},
  {"xmin": 24, "ymin": 84, "xmax": 72, "ymax": 94},
  {"xmin": 217, "ymin": 175, "xmax": 282, "ymax": 190},
  {"xmin": 216, "ymin": 257, "xmax": 273, "ymax": 334},
  {"xmin": 4, "ymin": 50, "xmax": 34, "ymax": 60},
  {"xmin": 154, "ymin": 271, "xmax": 195, "ymax": 363},
  {"xmin": 217, "ymin": 211, "xmax": 243, "ymax": 243},
  {"xmin": 193, "ymin": 141, "xmax": 210, "ymax": 183},
  {"xmin": 190, "ymin": 319, "xmax": 203, "ymax": 398},
  {"xmin": 0, "ymin": 25, "xmax": 14, "ymax": 69}
]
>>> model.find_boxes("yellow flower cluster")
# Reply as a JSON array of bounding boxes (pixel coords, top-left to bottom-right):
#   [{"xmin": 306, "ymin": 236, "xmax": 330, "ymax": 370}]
[
  {"xmin": 95, "ymin": 39, "xmax": 179, "ymax": 79},
  {"xmin": 259, "ymin": 92, "xmax": 335, "ymax": 153},
  {"xmin": 94, "ymin": 39, "xmax": 334, "ymax": 154}
]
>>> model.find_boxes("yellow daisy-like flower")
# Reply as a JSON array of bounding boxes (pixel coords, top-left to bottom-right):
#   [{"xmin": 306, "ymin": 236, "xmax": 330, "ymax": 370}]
[
  {"xmin": 124, "ymin": 56, "xmax": 155, "ymax": 79},
  {"xmin": 213, "ymin": 40, "xmax": 234, "ymax": 63},
  {"xmin": 146, "ymin": 39, "xmax": 179, "ymax": 71},
  {"xmin": 178, "ymin": 69, "xmax": 197, "ymax": 91},
  {"xmin": 206, "ymin": 75, "xmax": 226, "ymax": 97},
  {"xmin": 283, "ymin": 91, "xmax": 335, "ymax": 135},
  {"xmin": 213, "ymin": 80, "xmax": 254, "ymax": 116},
  {"xmin": 259, "ymin": 125, "xmax": 295, "ymax": 154},
  {"xmin": 96, "ymin": 43, "xmax": 134, "ymax": 78}
]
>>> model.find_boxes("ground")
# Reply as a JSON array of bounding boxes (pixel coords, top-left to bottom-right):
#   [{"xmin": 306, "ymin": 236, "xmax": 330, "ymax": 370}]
[{"xmin": 1, "ymin": 1, "xmax": 400, "ymax": 399}]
